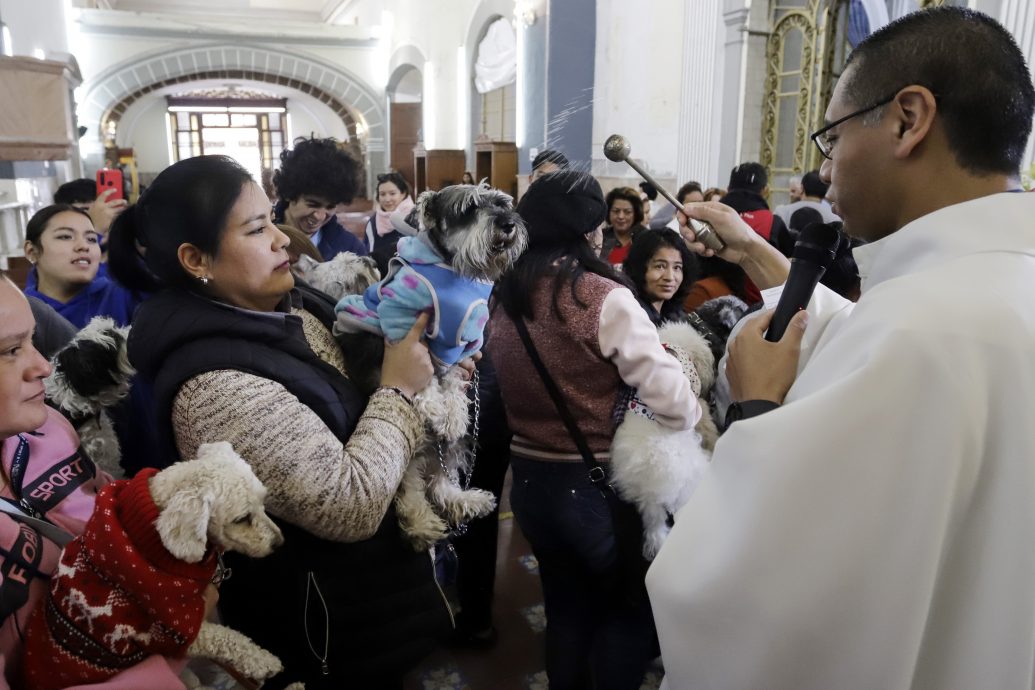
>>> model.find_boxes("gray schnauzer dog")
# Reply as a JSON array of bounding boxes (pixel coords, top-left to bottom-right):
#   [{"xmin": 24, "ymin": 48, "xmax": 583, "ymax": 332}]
[
  {"xmin": 293, "ymin": 251, "xmax": 381, "ymax": 303},
  {"xmin": 45, "ymin": 317, "xmax": 134, "ymax": 478},
  {"xmin": 335, "ymin": 182, "xmax": 527, "ymax": 550}
]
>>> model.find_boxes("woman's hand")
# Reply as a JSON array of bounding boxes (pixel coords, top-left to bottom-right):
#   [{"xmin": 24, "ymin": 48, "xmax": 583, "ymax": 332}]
[
  {"xmin": 380, "ymin": 312, "xmax": 435, "ymax": 398},
  {"xmin": 88, "ymin": 188, "xmax": 129, "ymax": 236},
  {"xmin": 727, "ymin": 309, "xmax": 808, "ymax": 404},
  {"xmin": 456, "ymin": 352, "xmax": 482, "ymax": 382}
]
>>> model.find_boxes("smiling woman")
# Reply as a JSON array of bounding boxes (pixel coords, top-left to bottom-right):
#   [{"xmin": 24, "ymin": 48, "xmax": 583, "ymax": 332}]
[{"xmin": 22, "ymin": 205, "xmax": 141, "ymax": 329}]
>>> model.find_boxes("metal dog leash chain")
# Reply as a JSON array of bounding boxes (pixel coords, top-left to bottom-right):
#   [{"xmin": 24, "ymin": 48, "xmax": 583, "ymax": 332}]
[{"xmin": 437, "ymin": 368, "xmax": 481, "ymax": 537}]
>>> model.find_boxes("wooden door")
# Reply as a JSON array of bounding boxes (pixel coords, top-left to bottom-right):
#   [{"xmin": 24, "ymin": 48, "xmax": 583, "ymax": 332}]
[{"xmin": 390, "ymin": 103, "xmax": 422, "ymax": 193}]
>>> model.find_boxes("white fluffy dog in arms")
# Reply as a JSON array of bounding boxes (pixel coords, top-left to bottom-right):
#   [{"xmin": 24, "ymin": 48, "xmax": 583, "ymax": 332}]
[
  {"xmin": 335, "ymin": 183, "xmax": 528, "ymax": 550},
  {"xmin": 20, "ymin": 442, "xmax": 293, "ymax": 689},
  {"xmin": 609, "ymin": 321, "xmax": 718, "ymax": 560}
]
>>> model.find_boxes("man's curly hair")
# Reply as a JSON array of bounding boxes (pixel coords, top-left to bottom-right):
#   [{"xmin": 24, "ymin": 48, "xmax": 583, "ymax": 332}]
[{"xmin": 273, "ymin": 136, "xmax": 361, "ymax": 204}]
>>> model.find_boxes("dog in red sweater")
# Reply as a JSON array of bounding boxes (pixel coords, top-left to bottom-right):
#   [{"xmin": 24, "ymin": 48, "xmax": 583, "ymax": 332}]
[{"xmin": 20, "ymin": 442, "xmax": 285, "ymax": 690}]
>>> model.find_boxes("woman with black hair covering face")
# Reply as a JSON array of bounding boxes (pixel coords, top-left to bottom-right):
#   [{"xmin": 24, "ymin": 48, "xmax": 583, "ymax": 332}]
[{"xmin": 488, "ymin": 170, "xmax": 701, "ymax": 690}]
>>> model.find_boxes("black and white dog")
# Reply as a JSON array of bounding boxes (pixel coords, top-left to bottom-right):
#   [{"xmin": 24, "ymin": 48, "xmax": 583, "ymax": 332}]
[
  {"xmin": 336, "ymin": 183, "xmax": 527, "ymax": 549},
  {"xmin": 44, "ymin": 317, "xmax": 134, "ymax": 477}
]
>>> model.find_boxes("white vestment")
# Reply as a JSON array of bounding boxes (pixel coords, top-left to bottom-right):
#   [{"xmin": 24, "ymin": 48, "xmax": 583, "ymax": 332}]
[{"xmin": 647, "ymin": 191, "xmax": 1035, "ymax": 689}]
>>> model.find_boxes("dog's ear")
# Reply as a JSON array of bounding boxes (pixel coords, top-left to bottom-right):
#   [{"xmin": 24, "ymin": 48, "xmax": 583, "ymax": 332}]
[
  {"xmin": 155, "ymin": 485, "xmax": 213, "ymax": 563},
  {"xmin": 295, "ymin": 254, "xmax": 318, "ymax": 275},
  {"xmin": 416, "ymin": 190, "xmax": 439, "ymax": 231}
]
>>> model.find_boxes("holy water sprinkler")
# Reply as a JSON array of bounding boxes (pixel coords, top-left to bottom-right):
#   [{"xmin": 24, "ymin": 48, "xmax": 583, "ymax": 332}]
[{"xmin": 602, "ymin": 134, "xmax": 726, "ymax": 252}]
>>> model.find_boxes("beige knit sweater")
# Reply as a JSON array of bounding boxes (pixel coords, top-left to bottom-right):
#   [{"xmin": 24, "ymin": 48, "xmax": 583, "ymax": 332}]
[{"xmin": 172, "ymin": 309, "xmax": 424, "ymax": 543}]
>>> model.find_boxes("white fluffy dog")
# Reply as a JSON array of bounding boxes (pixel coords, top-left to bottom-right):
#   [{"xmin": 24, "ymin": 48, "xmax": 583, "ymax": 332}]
[
  {"xmin": 293, "ymin": 252, "xmax": 381, "ymax": 303},
  {"xmin": 44, "ymin": 316, "xmax": 134, "ymax": 477},
  {"xmin": 21, "ymin": 442, "xmax": 290, "ymax": 689},
  {"xmin": 609, "ymin": 322, "xmax": 718, "ymax": 560}
]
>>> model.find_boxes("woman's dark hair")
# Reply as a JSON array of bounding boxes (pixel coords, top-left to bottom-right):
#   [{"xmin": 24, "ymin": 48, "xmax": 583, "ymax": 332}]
[
  {"xmin": 496, "ymin": 170, "xmax": 628, "ymax": 322},
  {"xmin": 676, "ymin": 181, "xmax": 703, "ymax": 204},
  {"xmin": 107, "ymin": 155, "xmax": 253, "ymax": 293},
  {"xmin": 496, "ymin": 239, "xmax": 628, "ymax": 323},
  {"xmin": 604, "ymin": 186, "xmax": 644, "ymax": 227},
  {"xmin": 623, "ymin": 229, "xmax": 699, "ymax": 320},
  {"xmin": 25, "ymin": 204, "xmax": 93, "ymax": 249},
  {"xmin": 376, "ymin": 171, "xmax": 410, "ymax": 199},
  {"xmin": 273, "ymin": 136, "xmax": 360, "ymax": 204}
]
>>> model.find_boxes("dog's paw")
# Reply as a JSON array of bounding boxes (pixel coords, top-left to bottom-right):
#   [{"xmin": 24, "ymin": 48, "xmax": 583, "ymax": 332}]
[
  {"xmin": 642, "ymin": 525, "xmax": 670, "ymax": 561},
  {"xmin": 440, "ymin": 488, "xmax": 496, "ymax": 525},
  {"xmin": 235, "ymin": 645, "xmax": 283, "ymax": 681},
  {"xmin": 396, "ymin": 494, "xmax": 450, "ymax": 551}
]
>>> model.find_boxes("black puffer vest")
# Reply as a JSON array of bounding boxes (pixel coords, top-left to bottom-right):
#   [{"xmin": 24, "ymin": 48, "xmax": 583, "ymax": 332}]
[{"xmin": 128, "ymin": 286, "xmax": 451, "ymax": 689}]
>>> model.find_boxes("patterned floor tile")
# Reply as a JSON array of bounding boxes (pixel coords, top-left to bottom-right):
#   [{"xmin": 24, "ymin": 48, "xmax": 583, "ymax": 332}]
[
  {"xmin": 517, "ymin": 554, "xmax": 539, "ymax": 574},
  {"xmin": 520, "ymin": 603, "xmax": 547, "ymax": 633},
  {"xmin": 525, "ymin": 670, "xmax": 549, "ymax": 690},
  {"xmin": 420, "ymin": 664, "xmax": 471, "ymax": 690}
]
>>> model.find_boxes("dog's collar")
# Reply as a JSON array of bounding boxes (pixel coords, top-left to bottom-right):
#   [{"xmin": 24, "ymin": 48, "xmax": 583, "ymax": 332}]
[{"xmin": 211, "ymin": 550, "xmax": 232, "ymax": 585}]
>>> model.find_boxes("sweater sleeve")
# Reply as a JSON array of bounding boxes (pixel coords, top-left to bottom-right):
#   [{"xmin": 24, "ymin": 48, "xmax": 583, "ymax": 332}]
[
  {"xmin": 598, "ymin": 287, "xmax": 701, "ymax": 430},
  {"xmin": 172, "ymin": 373, "xmax": 423, "ymax": 542}
]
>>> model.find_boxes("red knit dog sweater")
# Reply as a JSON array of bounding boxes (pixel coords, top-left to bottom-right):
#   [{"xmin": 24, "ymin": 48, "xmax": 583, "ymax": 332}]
[{"xmin": 20, "ymin": 468, "xmax": 217, "ymax": 690}]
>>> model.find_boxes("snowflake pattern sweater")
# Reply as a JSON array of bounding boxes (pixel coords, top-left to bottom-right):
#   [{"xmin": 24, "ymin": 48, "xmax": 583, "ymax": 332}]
[{"xmin": 20, "ymin": 469, "xmax": 216, "ymax": 690}]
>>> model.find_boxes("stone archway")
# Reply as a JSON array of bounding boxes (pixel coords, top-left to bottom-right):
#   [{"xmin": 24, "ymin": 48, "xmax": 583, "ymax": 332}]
[{"xmin": 79, "ymin": 43, "xmax": 387, "ymax": 192}]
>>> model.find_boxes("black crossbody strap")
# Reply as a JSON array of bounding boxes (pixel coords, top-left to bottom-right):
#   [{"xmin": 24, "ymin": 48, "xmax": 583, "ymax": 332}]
[{"xmin": 512, "ymin": 317, "xmax": 610, "ymax": 488}]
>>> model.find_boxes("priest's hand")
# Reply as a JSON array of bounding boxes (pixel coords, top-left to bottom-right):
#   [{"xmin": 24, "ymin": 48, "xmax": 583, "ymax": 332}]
[{"xmin": 727, "ymin": 309, "xmax": 808, "ymax": 404}]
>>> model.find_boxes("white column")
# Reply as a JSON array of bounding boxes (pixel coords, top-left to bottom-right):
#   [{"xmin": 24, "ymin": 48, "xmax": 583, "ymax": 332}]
[
  {"xmin": 676, "ymin": 0, "xmax": 724, "ymax": 185},
  {"xmin": 718, "ymin": 1, "xmax": 751, "ymax": 180},
  {"xmin": 1000, "ymin": 0, "xmax": 1035, "ymax": 170}
]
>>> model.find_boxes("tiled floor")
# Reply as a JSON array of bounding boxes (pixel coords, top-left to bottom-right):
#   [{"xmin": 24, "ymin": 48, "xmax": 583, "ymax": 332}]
[{"xmin": 403, "ymin": 472, "xmax": 664, "ymax": 690}]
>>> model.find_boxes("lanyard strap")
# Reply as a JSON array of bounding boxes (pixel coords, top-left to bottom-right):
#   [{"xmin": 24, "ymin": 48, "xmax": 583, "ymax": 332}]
[{"xmin": 0, "ymin": 498, "xmax": 74, "ymax": 548}]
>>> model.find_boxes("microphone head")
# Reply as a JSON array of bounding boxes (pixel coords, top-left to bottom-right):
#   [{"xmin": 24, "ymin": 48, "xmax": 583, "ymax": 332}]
[
  {"xmin": 792, "ymin": 221, "xmax": 842, "ymax": 266},
  {"xmin": 603, "ymin": 134, "xmax": 630, "ymax": 162}
]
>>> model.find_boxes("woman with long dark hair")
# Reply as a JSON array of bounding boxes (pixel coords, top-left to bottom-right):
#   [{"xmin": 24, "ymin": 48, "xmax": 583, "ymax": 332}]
[
  {"xmin": 622, "ymin": 228, "xmax": 700, "ymax": 325},
  {"xmin": 488, "ymin": 171, "xmax": 700, "ymax": 690},
  {"xmin": 107, "ymin": 154, "xmax": 452, "ymax": 689}
]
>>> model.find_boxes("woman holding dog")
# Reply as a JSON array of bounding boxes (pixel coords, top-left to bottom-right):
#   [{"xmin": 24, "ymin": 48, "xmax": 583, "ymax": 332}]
[
  {"xmin": 108, "ymin": 155, "xmax": 451, "ymax": 690},
  {"xmin": 488, "ymin": 170, "xmax": 701, "ymax": 690},
  {"xmin": 0, "ymin": 274, "xmax": 194, "ymax": 688}
]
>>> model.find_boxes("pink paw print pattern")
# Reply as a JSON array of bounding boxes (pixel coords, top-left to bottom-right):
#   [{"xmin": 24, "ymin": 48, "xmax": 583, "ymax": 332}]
[
  {"xmin": 402, "ymin": 274, "xmax": 420, "ymax": 290},
  {"xmin": 381, "ymin": 287, "xmax": 397, "ymax": 298}
]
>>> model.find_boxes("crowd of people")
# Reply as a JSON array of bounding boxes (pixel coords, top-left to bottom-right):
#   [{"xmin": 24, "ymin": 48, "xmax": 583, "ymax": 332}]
[{"xmin": 0, "ymin": 6, "xmax": 1033, "ymax": 690}]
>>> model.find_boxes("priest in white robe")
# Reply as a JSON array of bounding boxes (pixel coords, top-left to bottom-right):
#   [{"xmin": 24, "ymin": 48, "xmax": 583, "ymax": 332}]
[{"xmin": 649, "ymin": 8, "xmax": 1035, "ymax": 690}]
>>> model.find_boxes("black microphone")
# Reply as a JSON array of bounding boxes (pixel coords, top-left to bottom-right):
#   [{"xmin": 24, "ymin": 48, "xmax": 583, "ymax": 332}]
[{"xmin": 765, "ymin": 222, "xmax": 842, "ymax": 342}]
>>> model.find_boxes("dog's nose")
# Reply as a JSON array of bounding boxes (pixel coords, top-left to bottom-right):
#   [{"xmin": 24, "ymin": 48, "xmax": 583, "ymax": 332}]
[{"xmin": 498, "ymin": 221, "xmax": 515, "ymax": 236}]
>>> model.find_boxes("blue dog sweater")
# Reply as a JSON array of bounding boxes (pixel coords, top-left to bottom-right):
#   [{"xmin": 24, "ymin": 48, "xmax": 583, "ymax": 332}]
[{"xmin": 335, "ymin": 235, "xmax": 491, "ymax": 366}]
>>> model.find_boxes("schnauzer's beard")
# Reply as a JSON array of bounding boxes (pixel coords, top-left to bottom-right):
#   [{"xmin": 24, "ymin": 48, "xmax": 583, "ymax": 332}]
[{"xmin": 436, "ymin": 208, "xmax": 528, "ymax": 282}]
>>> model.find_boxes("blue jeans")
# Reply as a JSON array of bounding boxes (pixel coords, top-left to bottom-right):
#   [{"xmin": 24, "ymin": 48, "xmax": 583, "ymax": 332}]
[{"xmin": 510, "ymin": 457, "xmax": 655, "ymax": 690}]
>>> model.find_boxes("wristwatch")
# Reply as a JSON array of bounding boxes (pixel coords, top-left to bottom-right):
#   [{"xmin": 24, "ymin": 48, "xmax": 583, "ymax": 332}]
[{"xmin": 724, "ymin": 399, "xmax": 781, "ymax": 430}]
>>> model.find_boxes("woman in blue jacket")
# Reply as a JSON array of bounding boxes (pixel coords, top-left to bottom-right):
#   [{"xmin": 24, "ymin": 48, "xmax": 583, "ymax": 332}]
[{"xmin": 23, "ymin": 204, "xmax": 140, "ymax": 328}]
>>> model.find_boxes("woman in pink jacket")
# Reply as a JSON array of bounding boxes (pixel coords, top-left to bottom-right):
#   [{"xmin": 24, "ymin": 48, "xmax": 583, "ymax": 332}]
[{"xmin": 0, "ymin": 273, "xmax": 191, "ymax": 689}]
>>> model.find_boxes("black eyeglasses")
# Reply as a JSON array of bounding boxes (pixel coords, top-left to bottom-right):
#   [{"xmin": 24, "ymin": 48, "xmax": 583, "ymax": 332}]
[{"xmin": 810, "ymin": 93, "xmax": 897, "ymax": 160}]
